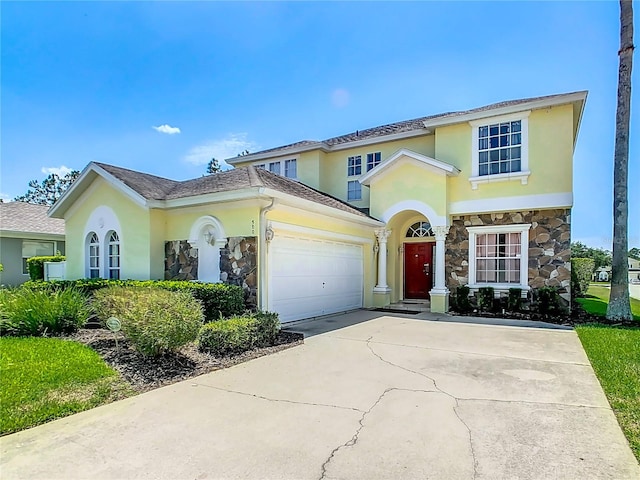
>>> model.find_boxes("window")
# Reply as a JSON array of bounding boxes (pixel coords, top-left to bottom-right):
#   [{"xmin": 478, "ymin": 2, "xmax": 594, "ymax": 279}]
[
  {"xmin": 478, "ymin": 121, "xmax": 521, "ymax": 176},
  {"xmin": 347, "ymin": 156, "xmax": 362, "ymax": 176},
  {"xmin": 467, "ymin": 224, "xmax": 530, "ymax": 291},
  {"xmin": 470, "ymin": 113, "xmax": 530, "ymax": 189},
  {"xmin": 366, "ymin": 152, "xmax": 381, "ymax": 171},
  {"xmin": 347, "ymin": 180, "xmax": 361, "ymax": 201},
  {"xmin": 268, "ymin": 162, "xmax": 280, "ymax": 175},
  {"xmin": 22, "ymin": 241, "xmax": 55, "ymax": 274},
  {"xmin": 108, "ymin": 231, "xmax": 120, "ymax": 280},
  {"xmin": 255, "ymin": 164, "xmax": 265, "ymax": 169},
  {"xmin": 406, "ymin": 222, "xmax": 433, "ymax": 238},
  {"xmin": 88, "ymin": 232, "xmax": 100, "ymax": 279},
  {"xmin": 284, "ymin": 159, "xmax": 297, "ymax": 179}
]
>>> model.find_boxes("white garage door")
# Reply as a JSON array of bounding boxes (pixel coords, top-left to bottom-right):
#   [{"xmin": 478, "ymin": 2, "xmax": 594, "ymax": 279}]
[{"xmin": 269, "ymin": 234, "xmax": 364, "ymax": 322}]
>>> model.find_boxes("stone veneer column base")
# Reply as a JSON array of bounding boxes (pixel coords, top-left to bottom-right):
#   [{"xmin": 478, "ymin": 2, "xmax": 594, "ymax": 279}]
[
  {"xmin": 429, "ymin": 289, "xmax": 449, "ymax": 313},
  {"xmin": 373, "ymin": 290, "xmax": 391, "ymax": 307}
]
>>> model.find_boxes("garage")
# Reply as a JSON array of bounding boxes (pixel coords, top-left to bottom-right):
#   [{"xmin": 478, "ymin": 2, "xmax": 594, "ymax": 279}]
[{"xmin": 268, "ymin": 233, "xmax": 364, "ymax": 322}]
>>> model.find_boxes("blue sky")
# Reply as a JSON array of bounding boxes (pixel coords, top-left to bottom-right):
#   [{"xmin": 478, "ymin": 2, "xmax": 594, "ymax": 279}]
[{"xmin": 1, "ymin": 1, "xmax": 637, "ymax": 250}]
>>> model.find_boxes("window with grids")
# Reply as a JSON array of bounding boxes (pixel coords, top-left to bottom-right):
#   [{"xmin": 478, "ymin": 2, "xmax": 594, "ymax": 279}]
[
  {"xmin": 108, "ymin": 231, "xmax": 120, "ymax": 280},
  {"xmin": 366, "ymin": 152, "xmax": 381, "ymax": 171},
  {"xmin": 478, "ymin": 120, "xmax": 522, "ymax": 176},
  {"xmin": 284, "ymin": 159, "xmax": 297, "ymax": 179},
  {"xmin": 347, "ymin": 180, "xmax": 361, "ymax": 200},
  {"xmin": 88, "ymin": 232, "xmax": 100, "ymax": 279},
  {"xmin": 268, "ymin": 162, "xmax": 281, "ymax": 174},
  {"xmin": 347, "ymin": 156, "xmax": 362, "ymax": 176},
  {"xmin": 406, "ymin": 221, "xmax": 433, "ymax": 238},
  {"xmin": 475, "ymin": 232, "xmax": 521, "ymax": 283}
]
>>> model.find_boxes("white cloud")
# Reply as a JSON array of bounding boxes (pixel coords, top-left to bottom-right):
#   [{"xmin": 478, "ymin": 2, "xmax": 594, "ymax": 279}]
[
  {"xmin": 41, "ymin": 165, "xmax": 73, "ymax": 177},
  {"xmin": 183, "ymin": 133, "xmax": 258, "ymax": 167},
  {"xmin": 153, "ymin": 124, "xmax": 181, "ymax": 135},
  {"xmin": 331, "ymin": 88, "xmax": 350, "ymax": 108},
  {"xmin": 0, "ymin": 192, "xmax": 11, "ymax": 202}
]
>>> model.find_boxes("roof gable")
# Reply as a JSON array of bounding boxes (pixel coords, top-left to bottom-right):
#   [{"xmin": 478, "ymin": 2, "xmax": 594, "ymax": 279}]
[{"xmin": 360, "ymin": 149, "xmax": 460, "ymax": 186}]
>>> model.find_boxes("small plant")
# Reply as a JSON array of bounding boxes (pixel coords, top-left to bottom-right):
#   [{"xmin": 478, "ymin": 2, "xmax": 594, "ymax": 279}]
[
  {"xmin": 253, "ymin": 311, "xmax": 280, "ymax": 347},
  {"xmin": 0, "ymin": 287, "xmax": 90, "ymax": 336},
  {"xmin": 92, "ymin": 287, "xmax": 204, "ymax": 356},
  {"xmin": 535, "ymin": 286, "xmax": 562, "ymax": 316},
  {"xmin": 455, "ymin": 286, "xmax": 472, "ymax": 313},
  {"xmin": 477, "ymin": 287, "xmax": 495, "ymax": 312},
  {"xmin": 507, "ymin": 288, "xmax": 523, "ymax": 312},
  {"xmin": 571, "ymin": 258, "xmax": 595, "ymax": 298},
  {"xmin": 198, "ymin": 316, "xmax": 256, "ymax": 356}
]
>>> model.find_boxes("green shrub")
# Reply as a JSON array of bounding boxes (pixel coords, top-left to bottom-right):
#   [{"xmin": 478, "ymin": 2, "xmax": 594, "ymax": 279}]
[
  {"xmin": 454, "ymin": 285, "xmax": 472, "ymax": 313},
  {"xmin": 507, "ymin": 288, "xmax": 523, "ymax": 312},
  {"xmin": 535, "ymin": 286, "xmax": 562, "ymax": 315},
  {"xmin": 198, "ymin": 316, "xmax": 255, "ymax": 356},
  {"xmin": 477, "ymin": 287, "xmax": 495, "ymax": 312},
  {"xmin": 92, "ymin": 287, "xmax": 204, "ymax": 356},
  {"xmin": 253, "ymin": 311, "xmax": 280, "ymax": 347},
  {"xmin": 23, "ymin": 279, "xmax": 245, "ymax": 322},
  {"xmin": 0, "ymin": 287, "xmax": 90, "ymax": 336},
  {"xmin": 26, "ymin": 255, "xmax": 65, "ymax": 281},
  {"xmin": 571, "ymin": 258, "xmax": 594, "ymax": 298}
]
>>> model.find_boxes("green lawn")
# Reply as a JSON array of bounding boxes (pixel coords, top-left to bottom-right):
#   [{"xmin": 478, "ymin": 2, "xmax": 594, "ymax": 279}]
[
  {"xmin": 0, "ymin": 337, "xmax": 132, "ymax": 435},
  {"xmin": 576, "ymin": 325, "xmax": 640, "ymax": 461},
  {"xmin": 575, "ymin": 284, "xmax": 640, "ymax": 321}
]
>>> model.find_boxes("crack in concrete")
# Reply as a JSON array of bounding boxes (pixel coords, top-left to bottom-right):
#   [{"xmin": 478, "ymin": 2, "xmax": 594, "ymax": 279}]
[
  {"xmin": 366, "ymin": 337, "xmax": 479, "ymax": 480},
  {"xmin": 193, "ymin": 383, "xmax": 365, "ymax": 413}
]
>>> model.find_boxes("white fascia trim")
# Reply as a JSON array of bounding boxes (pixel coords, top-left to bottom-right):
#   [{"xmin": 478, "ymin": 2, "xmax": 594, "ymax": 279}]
[
  {"xmin": 226, "ymin": 144, "xmax": 326, "ymax": 164},
  {"xmin": 0, "ymin": 231, "xmax": 65, "ymax": 241},
  {"xmin": 264, "ymin": 188, "xmax": 384, "ymax": 228},
  {"xmin": 468, "ymin": 171, "xmax": 531, "ymax": 190},
  {"xmin": 422, "ymin": 91, "xmax": 588, "ymax": 128},
  {"xmin": 160, "ymin": 188, "xmax": 263, "ymax": 209},
  {"xmin": 449, "ymin": 192, "xmax": 573, "ymax": 216},
  {"xmin": 268, "ymin": 220, "xmax": 374, "ymax": 245},
  {"xmin": 360, "ymin": 148, "xmax": 459, "ymax": 186}
]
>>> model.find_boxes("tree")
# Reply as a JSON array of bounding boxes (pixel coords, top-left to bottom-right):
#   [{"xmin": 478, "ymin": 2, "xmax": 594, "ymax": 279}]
[
  {"xmin": 629, "ymin": 247, "xmax": 640, "ymax": 260},
  {"xmin": 206, "ymin": 158, "xmax": 222, "ymax": 175},
  {"xmin": 607, "ymin": 0, "xmax": 634, "ymax": 321},
  {"xmin": 14, "ymin": 170, "xmax": 80, "ymax": 206},
  {"xmin": 570, "ymin": 242, "xmax": 612, "ymax": 270}
]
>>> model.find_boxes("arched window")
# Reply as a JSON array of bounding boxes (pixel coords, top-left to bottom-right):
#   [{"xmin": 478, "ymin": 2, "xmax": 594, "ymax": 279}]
[
  {"xmin": 108, "ymin": 231, "xmax": 120, "ymax": 279},
  {"xmin": 88, "ymin": 232, "xmax": 100, "ymax": 278},
  {"xmin": 406, "ymin": 221, "xmax": 433, "ymax": 238}
]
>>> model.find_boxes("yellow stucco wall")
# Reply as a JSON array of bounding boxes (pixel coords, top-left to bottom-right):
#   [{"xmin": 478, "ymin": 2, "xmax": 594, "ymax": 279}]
[
  {"xmin": 64, "ymin": 178, "xmax": 152, "ymax": 280},
  {"xmin": 164, "ymin": 202, "xmax": 260, "ymax": 241}
]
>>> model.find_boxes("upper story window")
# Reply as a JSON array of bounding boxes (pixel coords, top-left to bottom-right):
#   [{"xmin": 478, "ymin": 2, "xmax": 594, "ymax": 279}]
[
  {"xmin": 22, "ymin": 240, "xmax": 55, "ymax": 275},
  {"xmin": 107, "ymin": 231, "xmax": 120, "ymax": 280},
  {"xmin": 284, "ymin": 159, "xmax": 297, "ymax": 179},
  {"xmin": 255, "ymin": 164, "xmax": 265, "ymax": 169},
  {"xmin": 366, "ymin": 152, "xmax": 381, "ymax": 171},
  {"xmin": 347, "ymin": 180, "xmax": 362, "ymax": 201},
  {"xmin": 469, "ymin": 112, "xmax": 530, "ymax": 190},
  {"xmin": 348, "ymin": 155, "xmax": 362, "ymax": 176},
  {"xmin": 268, "ymin": 162, "xmax": 281, "ymax": 175}
]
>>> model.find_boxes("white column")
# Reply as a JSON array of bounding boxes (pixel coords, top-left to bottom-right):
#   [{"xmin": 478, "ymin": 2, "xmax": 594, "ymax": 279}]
[
  {"xmin": 431, "ymin": 225, "xmax": 450, "ymax": 294},
  {"xmin": 374, "ymin": 228, "xmax": 392, "ymax": 293}
]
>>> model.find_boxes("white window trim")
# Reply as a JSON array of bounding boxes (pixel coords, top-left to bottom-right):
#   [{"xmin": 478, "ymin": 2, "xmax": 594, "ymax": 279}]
[
  {"xmin": 469, "ymin": 111, "xmax": 530, "ymax": 190},
  {"xmin": 347, "ymin": 155, "xmax": 362, "ymax": 177},
  {"xmin": 366, "ymin": 151, "xmax": 381, "ymax": 171},
  {"xmin": 347, "ymin": 180, "xmax": 362, "ymax": 201},
  {"xmin": 467, "ymin": 223, "xmax": 531, "ymax": 294},
  {"xmin": 107, "ymin": 231, "xmax": 120, "ymax": 280},
  {"xmin": 284, "ymin": 159, "xmax": 297, "ymax": 179},
  {"xmin": 268, "ymin": 161, "xmax": 281, "ymax": 175}
]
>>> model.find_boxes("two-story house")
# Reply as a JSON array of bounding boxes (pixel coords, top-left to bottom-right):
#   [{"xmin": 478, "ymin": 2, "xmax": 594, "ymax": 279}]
[{"xmin": 50, "ymin": 91, "xmax": 587, "ymax": 321}]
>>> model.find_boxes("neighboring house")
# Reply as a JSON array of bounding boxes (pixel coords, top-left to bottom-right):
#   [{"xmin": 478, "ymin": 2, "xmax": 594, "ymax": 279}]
[
  {"xmin": 50, "ymin": 91, "xmax": 587, "ymax": 321},
  {"xmin": 0, "ymin": 202, "xmax": 66, "ymax": 286},
  {"xmin": 630, "ymin": 257, "xmax": 640, "ymax": 284},
  {"xmin": 594, "ymin": 266, "xmax": 611, "ymax": 282}
]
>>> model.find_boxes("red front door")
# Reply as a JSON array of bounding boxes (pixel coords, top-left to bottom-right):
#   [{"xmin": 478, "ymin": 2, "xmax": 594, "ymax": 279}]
[{"xmin": 404, "ymin": 243, "xmax": 433, "ymax": 299}]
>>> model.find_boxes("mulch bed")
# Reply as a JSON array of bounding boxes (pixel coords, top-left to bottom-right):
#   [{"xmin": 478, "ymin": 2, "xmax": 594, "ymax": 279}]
[{"xmin": 68, "ymin": 329, "xmax": 304, "ymax": 393}]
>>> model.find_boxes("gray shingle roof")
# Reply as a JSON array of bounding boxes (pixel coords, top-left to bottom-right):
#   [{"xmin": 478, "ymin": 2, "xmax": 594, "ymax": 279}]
[
  {"xmin": 0, "ymin": 202, "xmax": 65, "ymax": 235},
  {"xmin": 244, "ymin": 91, "xmax": 587, "ymax": 156},
  {"xmin": 93, "ymin": 163, "xmax": 371, "ymax": 219}
]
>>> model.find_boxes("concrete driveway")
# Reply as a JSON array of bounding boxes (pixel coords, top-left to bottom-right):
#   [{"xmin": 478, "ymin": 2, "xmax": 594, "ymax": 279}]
[{"xmin": 1, "ymin": 312, "xmax": 639, "ymax": 479}]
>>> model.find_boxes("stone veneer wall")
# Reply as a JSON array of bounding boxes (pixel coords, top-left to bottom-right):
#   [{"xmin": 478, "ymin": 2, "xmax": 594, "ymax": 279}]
[
  {"xmin": 164, "ymin": 237, "xmax": 258, "ymax": 309},
  {"xmin": 446, "ymin": 209, "xmax": 571, "ymax": 299},
  {"xmin": 165, "ymin": 241, "xmax": 198, "ymax": 280},
  {"xmin": 220, "ymin": 237, "xmax": 257, "ymax": 309}
]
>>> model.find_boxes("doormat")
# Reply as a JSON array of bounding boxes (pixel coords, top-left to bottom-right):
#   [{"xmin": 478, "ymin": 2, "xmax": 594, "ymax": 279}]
[{"xmin": 372, "ymin": 308, "xmax": 421, "ymax": 315}]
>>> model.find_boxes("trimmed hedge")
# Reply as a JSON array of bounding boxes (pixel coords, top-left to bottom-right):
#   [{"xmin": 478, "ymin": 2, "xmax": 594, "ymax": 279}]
[
  {"xmin": 92, "ymin": 286, "xmax": 204, "ymax": 356},
  {"xmin": 26, "ymin": 256, "xmax": 65, "ymax": 281},
  {"xmin": 571, "ymin": 258, "xmax": 595, "ymax": 298},
  {"xmin": 22, "ymin": 279, "xmax": 245, "ymax": 321},
  {"xmin": 198, "ymin": 311, "xmax": 281, "ymax": 356}
]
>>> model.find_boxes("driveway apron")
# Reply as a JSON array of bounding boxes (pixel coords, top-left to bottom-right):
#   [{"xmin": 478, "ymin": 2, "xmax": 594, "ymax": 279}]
[{"xmin": 1, "ymin": 312, "xmax": 639, "ymax": 479}]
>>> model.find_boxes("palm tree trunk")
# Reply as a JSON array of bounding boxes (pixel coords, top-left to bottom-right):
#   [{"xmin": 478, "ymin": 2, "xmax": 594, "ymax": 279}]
[{"xmin": 607, "ymin": 0, "xmax": 634, "ymax": 321}]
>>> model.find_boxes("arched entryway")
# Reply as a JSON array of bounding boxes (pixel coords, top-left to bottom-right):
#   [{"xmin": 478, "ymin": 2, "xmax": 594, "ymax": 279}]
[{"xmin": 188, "ymin": 216, "xmax": 227, "ymax": 283}]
